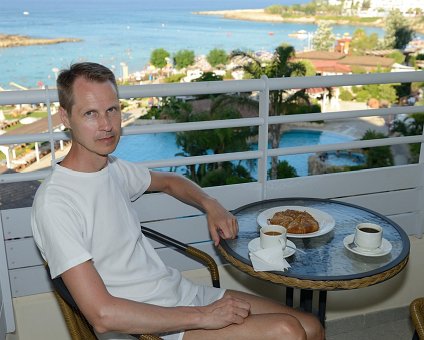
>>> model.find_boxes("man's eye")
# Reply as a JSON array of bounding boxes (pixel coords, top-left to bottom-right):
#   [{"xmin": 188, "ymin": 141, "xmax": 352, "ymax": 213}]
[
  {"xmin": 84, "ymin": 111, "xmax": 96, "ymax": 118},
  {"xmin": 107, "ymin": 107, "xmax": 118, "ymax": 114}
]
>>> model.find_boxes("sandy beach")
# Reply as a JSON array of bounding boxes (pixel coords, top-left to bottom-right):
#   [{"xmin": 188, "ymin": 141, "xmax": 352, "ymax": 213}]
[{"xmin": 194, "ymin": 9, "xmax": 316, "ymax": 24}]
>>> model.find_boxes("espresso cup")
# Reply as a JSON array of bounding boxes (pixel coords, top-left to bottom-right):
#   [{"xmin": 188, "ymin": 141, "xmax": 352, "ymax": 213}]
[
  {"xmin": 353, "ymin": 223, "xmax": 383, "ymax": 250},
  {"xmin": 260, "ymin": 224, "xmax": 287, "ymax": 250}
]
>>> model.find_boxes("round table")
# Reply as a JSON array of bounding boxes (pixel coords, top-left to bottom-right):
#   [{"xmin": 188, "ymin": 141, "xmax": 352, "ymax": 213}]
[{"xmin": 218, "ymin": 197, "xmax": 410, "ymax": 325}]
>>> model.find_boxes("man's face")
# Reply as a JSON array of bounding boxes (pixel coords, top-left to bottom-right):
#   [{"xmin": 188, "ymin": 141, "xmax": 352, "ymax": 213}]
[{"xmin": 60, "ymin": 77, "xmax": 122, "ymax": 161}]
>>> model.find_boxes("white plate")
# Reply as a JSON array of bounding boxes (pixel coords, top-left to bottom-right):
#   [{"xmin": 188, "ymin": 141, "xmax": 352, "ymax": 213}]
[
  {"xmin": 256, "ymin": 206, "xmax": 336, "ymax": 238},
  {"xmin": 248, "ymin": 237, "xmax": 297, "ymax": 258},
  {"xmin": 343, "ymin": 234, "xmax": 392, "ymax": 257}
]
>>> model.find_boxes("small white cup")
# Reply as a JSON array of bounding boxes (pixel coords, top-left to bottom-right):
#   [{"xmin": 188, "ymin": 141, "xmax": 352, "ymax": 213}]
[
  {"xmin": 354, "ymin": 223, "xmax": 383, "ymax": 250},
  {"xmin": 260, "ymin": 224, "xmax": 287, "ymax": 250}
]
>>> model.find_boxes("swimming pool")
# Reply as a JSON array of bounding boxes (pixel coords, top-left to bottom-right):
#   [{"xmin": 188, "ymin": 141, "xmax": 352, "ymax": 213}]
[{"xmin": 112, "ymin": 129, "xmax": 355, "ymax": 177}]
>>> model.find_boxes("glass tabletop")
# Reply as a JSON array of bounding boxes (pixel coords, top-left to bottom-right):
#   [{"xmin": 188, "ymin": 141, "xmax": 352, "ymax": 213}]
[{"xmin": 221, "ymin": 198, "xmax": 410, "ymax": 282}]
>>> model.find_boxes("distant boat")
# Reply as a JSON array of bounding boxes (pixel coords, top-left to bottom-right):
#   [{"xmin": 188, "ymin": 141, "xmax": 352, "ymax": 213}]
[
  {"xmin": 23, "ymin": 11, "xmax": 29, "ymax": 15},
  {"xmin": 288, "ymin": 30, "xmax": 308, "ymax": 40},
  {"xmin": 268, "ymin": 32, "xmax": 275, "ymax": 36}
]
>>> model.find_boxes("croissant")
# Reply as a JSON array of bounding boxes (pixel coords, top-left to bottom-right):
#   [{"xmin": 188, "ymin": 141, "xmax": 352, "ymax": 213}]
[{"xmin": 268, "ymin": 209, "xmax": 319, "ymax": 234}]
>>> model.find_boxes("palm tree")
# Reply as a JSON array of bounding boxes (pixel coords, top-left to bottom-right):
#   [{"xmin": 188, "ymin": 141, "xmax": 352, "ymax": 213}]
[{"xmin": 231, "ymin": 44, "xmax": 310, "ymax": 179}]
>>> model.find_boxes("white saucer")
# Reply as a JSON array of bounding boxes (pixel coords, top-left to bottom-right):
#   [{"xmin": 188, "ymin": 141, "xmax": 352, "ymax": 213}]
[
  {"xmin": 248, "ymin": 237, "xmax": 296, "ymax": 258},
  {"xmin": 343, "ymin": 234, "xmax": 392, "ymax": 257}
]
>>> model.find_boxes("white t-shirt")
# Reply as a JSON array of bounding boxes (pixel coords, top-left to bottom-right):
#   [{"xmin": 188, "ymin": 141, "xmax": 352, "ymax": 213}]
[{"xmin": 31, "ymin": 156, "xmax": 198, "ymax": 307}]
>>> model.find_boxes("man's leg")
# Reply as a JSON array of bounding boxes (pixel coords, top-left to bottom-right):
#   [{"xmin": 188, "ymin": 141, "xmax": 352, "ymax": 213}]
[{"xmin": 183, "ymin": 289, "xmax": 324, "ymax": 340}]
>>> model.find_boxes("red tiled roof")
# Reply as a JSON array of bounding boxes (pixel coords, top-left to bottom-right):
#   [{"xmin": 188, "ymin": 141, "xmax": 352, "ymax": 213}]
[
  {"xmin": 308, "ymin": 60, "xmax": 351, "ymax": 73},
  {"xmin": 338, "ymin": 55, "xmax": 395, "ymax": 67},
  {"xmin": 4, "ymin": 113, "xmax": 63, "ymax": 136},
  {"xmin": 295, "ymin": 51, "xmax": 345, "ymax": 60}
]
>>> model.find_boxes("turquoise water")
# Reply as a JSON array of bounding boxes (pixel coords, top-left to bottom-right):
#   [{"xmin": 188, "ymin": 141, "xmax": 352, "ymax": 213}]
[
  {"xmin": 112, "ymin": 129, "xmax": 355, "ymax": 177},
  {"xmin": 0, "ymin": 0, "xmax": 393, "ymax": 89}
]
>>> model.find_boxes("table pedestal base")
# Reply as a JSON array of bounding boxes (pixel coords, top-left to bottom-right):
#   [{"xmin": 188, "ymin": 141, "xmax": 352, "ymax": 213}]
[{"xmin": 286, "ymin": 288, "xmax": 327, "ymax": 327}]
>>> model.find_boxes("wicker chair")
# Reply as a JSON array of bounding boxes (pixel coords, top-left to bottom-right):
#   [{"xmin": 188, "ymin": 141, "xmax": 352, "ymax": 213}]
[
  {"xmin": 48, "ymin": 225, "xmax": 221, "ymax": 340},
  {"xmin": 410, "ymin": 297, "xmax": 424, "ymax": 340}
]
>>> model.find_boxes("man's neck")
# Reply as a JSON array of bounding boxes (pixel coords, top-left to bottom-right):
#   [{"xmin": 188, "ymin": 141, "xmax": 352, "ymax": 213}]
[{"xmin": 60, "ymin": 148, "xmax": 109, "ymax": 173}]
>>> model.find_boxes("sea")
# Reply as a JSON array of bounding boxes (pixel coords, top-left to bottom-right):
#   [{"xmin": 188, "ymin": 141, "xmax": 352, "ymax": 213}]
[{"xmin": 0, "ymin": 0, "xmax": 393, "ymax": 89}]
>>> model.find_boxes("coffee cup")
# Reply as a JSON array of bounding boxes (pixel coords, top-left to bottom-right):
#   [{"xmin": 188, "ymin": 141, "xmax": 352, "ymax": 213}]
[
  {"xmin": 353, "ymin": 223, "xmax": 383, "ymax": 250},
  {"xmin": 260, "ymin": 224, "xmax": 287, "ymax": 250}
]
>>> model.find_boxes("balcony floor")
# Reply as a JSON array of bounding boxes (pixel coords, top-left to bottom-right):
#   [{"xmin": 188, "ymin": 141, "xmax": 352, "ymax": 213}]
[{"xmin": 326, "ymin": 305, "xmax": 415, "ymax": 340}]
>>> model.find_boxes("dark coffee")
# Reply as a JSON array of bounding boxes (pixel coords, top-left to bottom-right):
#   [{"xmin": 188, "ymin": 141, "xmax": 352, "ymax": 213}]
[
  {"xmin": 264, "ymin": 231, "xmax": 282, "ymax": 236},
  {"xmin": 359, "ymin": 227, "xmax": 379, "ymax": 233}
]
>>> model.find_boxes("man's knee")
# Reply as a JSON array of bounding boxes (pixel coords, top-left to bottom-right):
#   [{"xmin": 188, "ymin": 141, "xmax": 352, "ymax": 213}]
[
  {"xmin": 302, "ymin": 313, "xmax": 324, "ymax": 340},
  {"xmin": 266, "ymin": 315, "xmax": 307, "ymax": 340}
]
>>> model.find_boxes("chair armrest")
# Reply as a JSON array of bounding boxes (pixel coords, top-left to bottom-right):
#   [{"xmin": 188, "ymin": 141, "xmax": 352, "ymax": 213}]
[
  {"xmin": 410, "ymin": 297, "xmax": 424, "ymax": 340},
  {"xmin": 140, "ymin": 225, "xmax": 220, "ymax": 288}
]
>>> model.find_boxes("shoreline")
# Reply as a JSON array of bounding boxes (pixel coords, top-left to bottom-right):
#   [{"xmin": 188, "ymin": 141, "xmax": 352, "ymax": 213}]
[
  {"xmin": 194, "ymin": 9, "xmax": 424, "ymax": 34},
  {"xmin": 0, "ymin": 34, "xmax": 82, "ymax": 48},
  {"xmin": 194, "ymin": 9, "xmax": 315, "ymax": 24}
]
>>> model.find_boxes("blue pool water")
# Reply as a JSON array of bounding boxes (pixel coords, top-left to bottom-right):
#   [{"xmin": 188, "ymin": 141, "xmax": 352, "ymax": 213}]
[{"xmin": 113, "ymin": 129, "xmax": 355, "ymax": 177}]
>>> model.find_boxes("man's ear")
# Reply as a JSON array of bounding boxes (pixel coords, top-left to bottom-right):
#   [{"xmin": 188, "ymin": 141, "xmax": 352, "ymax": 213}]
[{"xmin": 59, "ymin": 107, "xmax": 71, "ymax": 129}]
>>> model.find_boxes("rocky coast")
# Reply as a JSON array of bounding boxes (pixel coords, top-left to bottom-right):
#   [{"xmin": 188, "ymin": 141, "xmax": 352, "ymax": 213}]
[{"xmin": 0, "ymin": 34, "xmax": 81, "ymax": 48}]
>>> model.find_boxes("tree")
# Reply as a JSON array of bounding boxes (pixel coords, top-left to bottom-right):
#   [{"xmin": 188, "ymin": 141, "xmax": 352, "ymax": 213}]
[
  {"xmin": 298, "ymin": 59, "xmax": 316, "ymax": 76},
  {"xmin": 355, "ymin": 83, "xmax": 397, "ymax": 103},
  {"xmin": 387, "ymin": 50, "xmax": 406, "ymax": 64},
  {"xmin": 383, "ymin": 9, "xmax": 416, "ymax": 49},
  {"xmin": 268, "ymin": 160, "xmax": 298, "ymax": 179},
  {"xmin": 231, "ymin": 44, "xmax": 310, "ymax": 179},
  {"xmin": 192, "ymin": 72, "xmax": 223, "ymax": 82},
  {"xmin": 176, "ymin": 98, "xmax": 252, "ymax": 186},
  {"xmin": 157, "ymin": 95, "xmax": 255, "ymax": 184},
  {"xmin": 150, "ymin": 48, "xmax": 170, "ymax": 69},
  {"xmin": 173, "ymin": 49, "xmax": 195, "ymax": 70},
  {"xmin": 362, "ymin": 130, "xmax": 393, "ymax": 168},
  {"xmin": 312, "ymin": 22, "xmax": 335, "ymax": 51},
  {"xmin": 350, "ymin": 29, "xmax": 379, "ymax": 55},
  {"xmin": 207, "ymin": 48, "xmax": 228, "ymax": 68}
]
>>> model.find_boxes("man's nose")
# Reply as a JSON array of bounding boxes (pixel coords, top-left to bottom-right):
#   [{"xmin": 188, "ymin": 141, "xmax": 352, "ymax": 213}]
[{"xmin": 98, "ymin": 113, "xmax": 112, "ymax": 131}]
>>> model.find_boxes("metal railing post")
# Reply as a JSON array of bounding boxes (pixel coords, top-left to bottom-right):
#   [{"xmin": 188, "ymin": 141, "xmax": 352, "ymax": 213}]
[
  {"xmin": 44, "ymin": 86, "xmax": 56, "ymax": 167},
  {"xmin": 258, "ymin": 75, "xmax": 270, "ymax": 200}
]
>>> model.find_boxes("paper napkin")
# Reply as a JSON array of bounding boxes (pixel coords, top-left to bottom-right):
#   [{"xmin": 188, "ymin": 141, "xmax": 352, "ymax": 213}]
[{"xmin": 249, "ymin": 246, "xmax": 291, "ymax": 272}]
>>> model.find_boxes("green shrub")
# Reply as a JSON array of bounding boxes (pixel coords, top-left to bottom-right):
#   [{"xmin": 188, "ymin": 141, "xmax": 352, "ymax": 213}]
[
  {"xmin": 339, "ymin": 89, "xmax": 354, "ymax": 101},
  {"xmin": 163, "ymin": 74, "xmax": 185, "ymax": 83}
]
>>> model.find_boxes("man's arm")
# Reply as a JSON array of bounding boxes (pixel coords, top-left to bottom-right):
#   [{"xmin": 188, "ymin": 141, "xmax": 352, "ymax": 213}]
[
  {"xmin": 61, "ymin": 260, "xmax": 250, "ymax": 335},
  {"xmin": 148, "ymin": 171, "xmax": 238, "ymax": 245}
]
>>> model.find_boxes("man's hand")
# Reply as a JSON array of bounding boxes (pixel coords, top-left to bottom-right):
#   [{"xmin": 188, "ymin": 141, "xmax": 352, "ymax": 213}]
[
  {"xmin": 204, "ymin": 198, "xmax": 238, "ymax": 246},
  {"xmin": 197, "ymin": 295, "xmax": 250, "ymax": 329}
]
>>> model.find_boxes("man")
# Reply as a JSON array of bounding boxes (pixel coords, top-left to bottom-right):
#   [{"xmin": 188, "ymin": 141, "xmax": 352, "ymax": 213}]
[{"xmin": 31, "ymin": 62, "xmax": 324, "ymax": 340}]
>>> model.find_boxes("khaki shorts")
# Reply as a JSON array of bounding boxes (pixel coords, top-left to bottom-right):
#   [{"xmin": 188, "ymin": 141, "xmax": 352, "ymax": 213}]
[{"xmin": 160, "ymin": 285, "xmax": 226, "ymax": 340}]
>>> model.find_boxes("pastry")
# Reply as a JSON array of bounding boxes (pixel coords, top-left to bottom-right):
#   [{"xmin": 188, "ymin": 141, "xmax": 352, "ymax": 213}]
[{"xmin": 268, "ymin": 209, "xmax": 319, "ymax": 234}]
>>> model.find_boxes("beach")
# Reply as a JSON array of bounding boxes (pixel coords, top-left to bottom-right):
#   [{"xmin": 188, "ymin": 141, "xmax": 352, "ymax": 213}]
[{"xmin": 195, "ymin": 9, "xmax": 316, "ymax": 23}]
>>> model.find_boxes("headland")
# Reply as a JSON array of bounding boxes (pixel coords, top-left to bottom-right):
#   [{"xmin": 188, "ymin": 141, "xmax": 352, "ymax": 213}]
[
  {"xmin": 0, "ymin": 34, "xmax": 81, "ymax": 48},
  {"xmin": 194, "ymin": 9, "xmax": 424, "ymax": 34}
]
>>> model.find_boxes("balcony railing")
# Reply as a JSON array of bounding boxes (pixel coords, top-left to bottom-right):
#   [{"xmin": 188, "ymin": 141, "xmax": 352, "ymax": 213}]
[
  {"xmin": 1, "ymin": 71, "xmax": 424, "ymax": 338},
  {"xmin": 1, "ymin": 71, "xmax": 424, "ymax": 190}
]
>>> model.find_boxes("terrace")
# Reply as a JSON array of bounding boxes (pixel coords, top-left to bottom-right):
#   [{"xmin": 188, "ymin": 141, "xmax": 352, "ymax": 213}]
[{"xmin": 1, "ymin": 71, "xmax": 424, "ymax": 339}]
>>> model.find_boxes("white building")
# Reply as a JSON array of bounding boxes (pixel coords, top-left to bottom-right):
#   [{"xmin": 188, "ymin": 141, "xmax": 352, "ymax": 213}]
[{"xmin": 328, "ymin": 0, "xmax": 424, "ymax": 16}]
